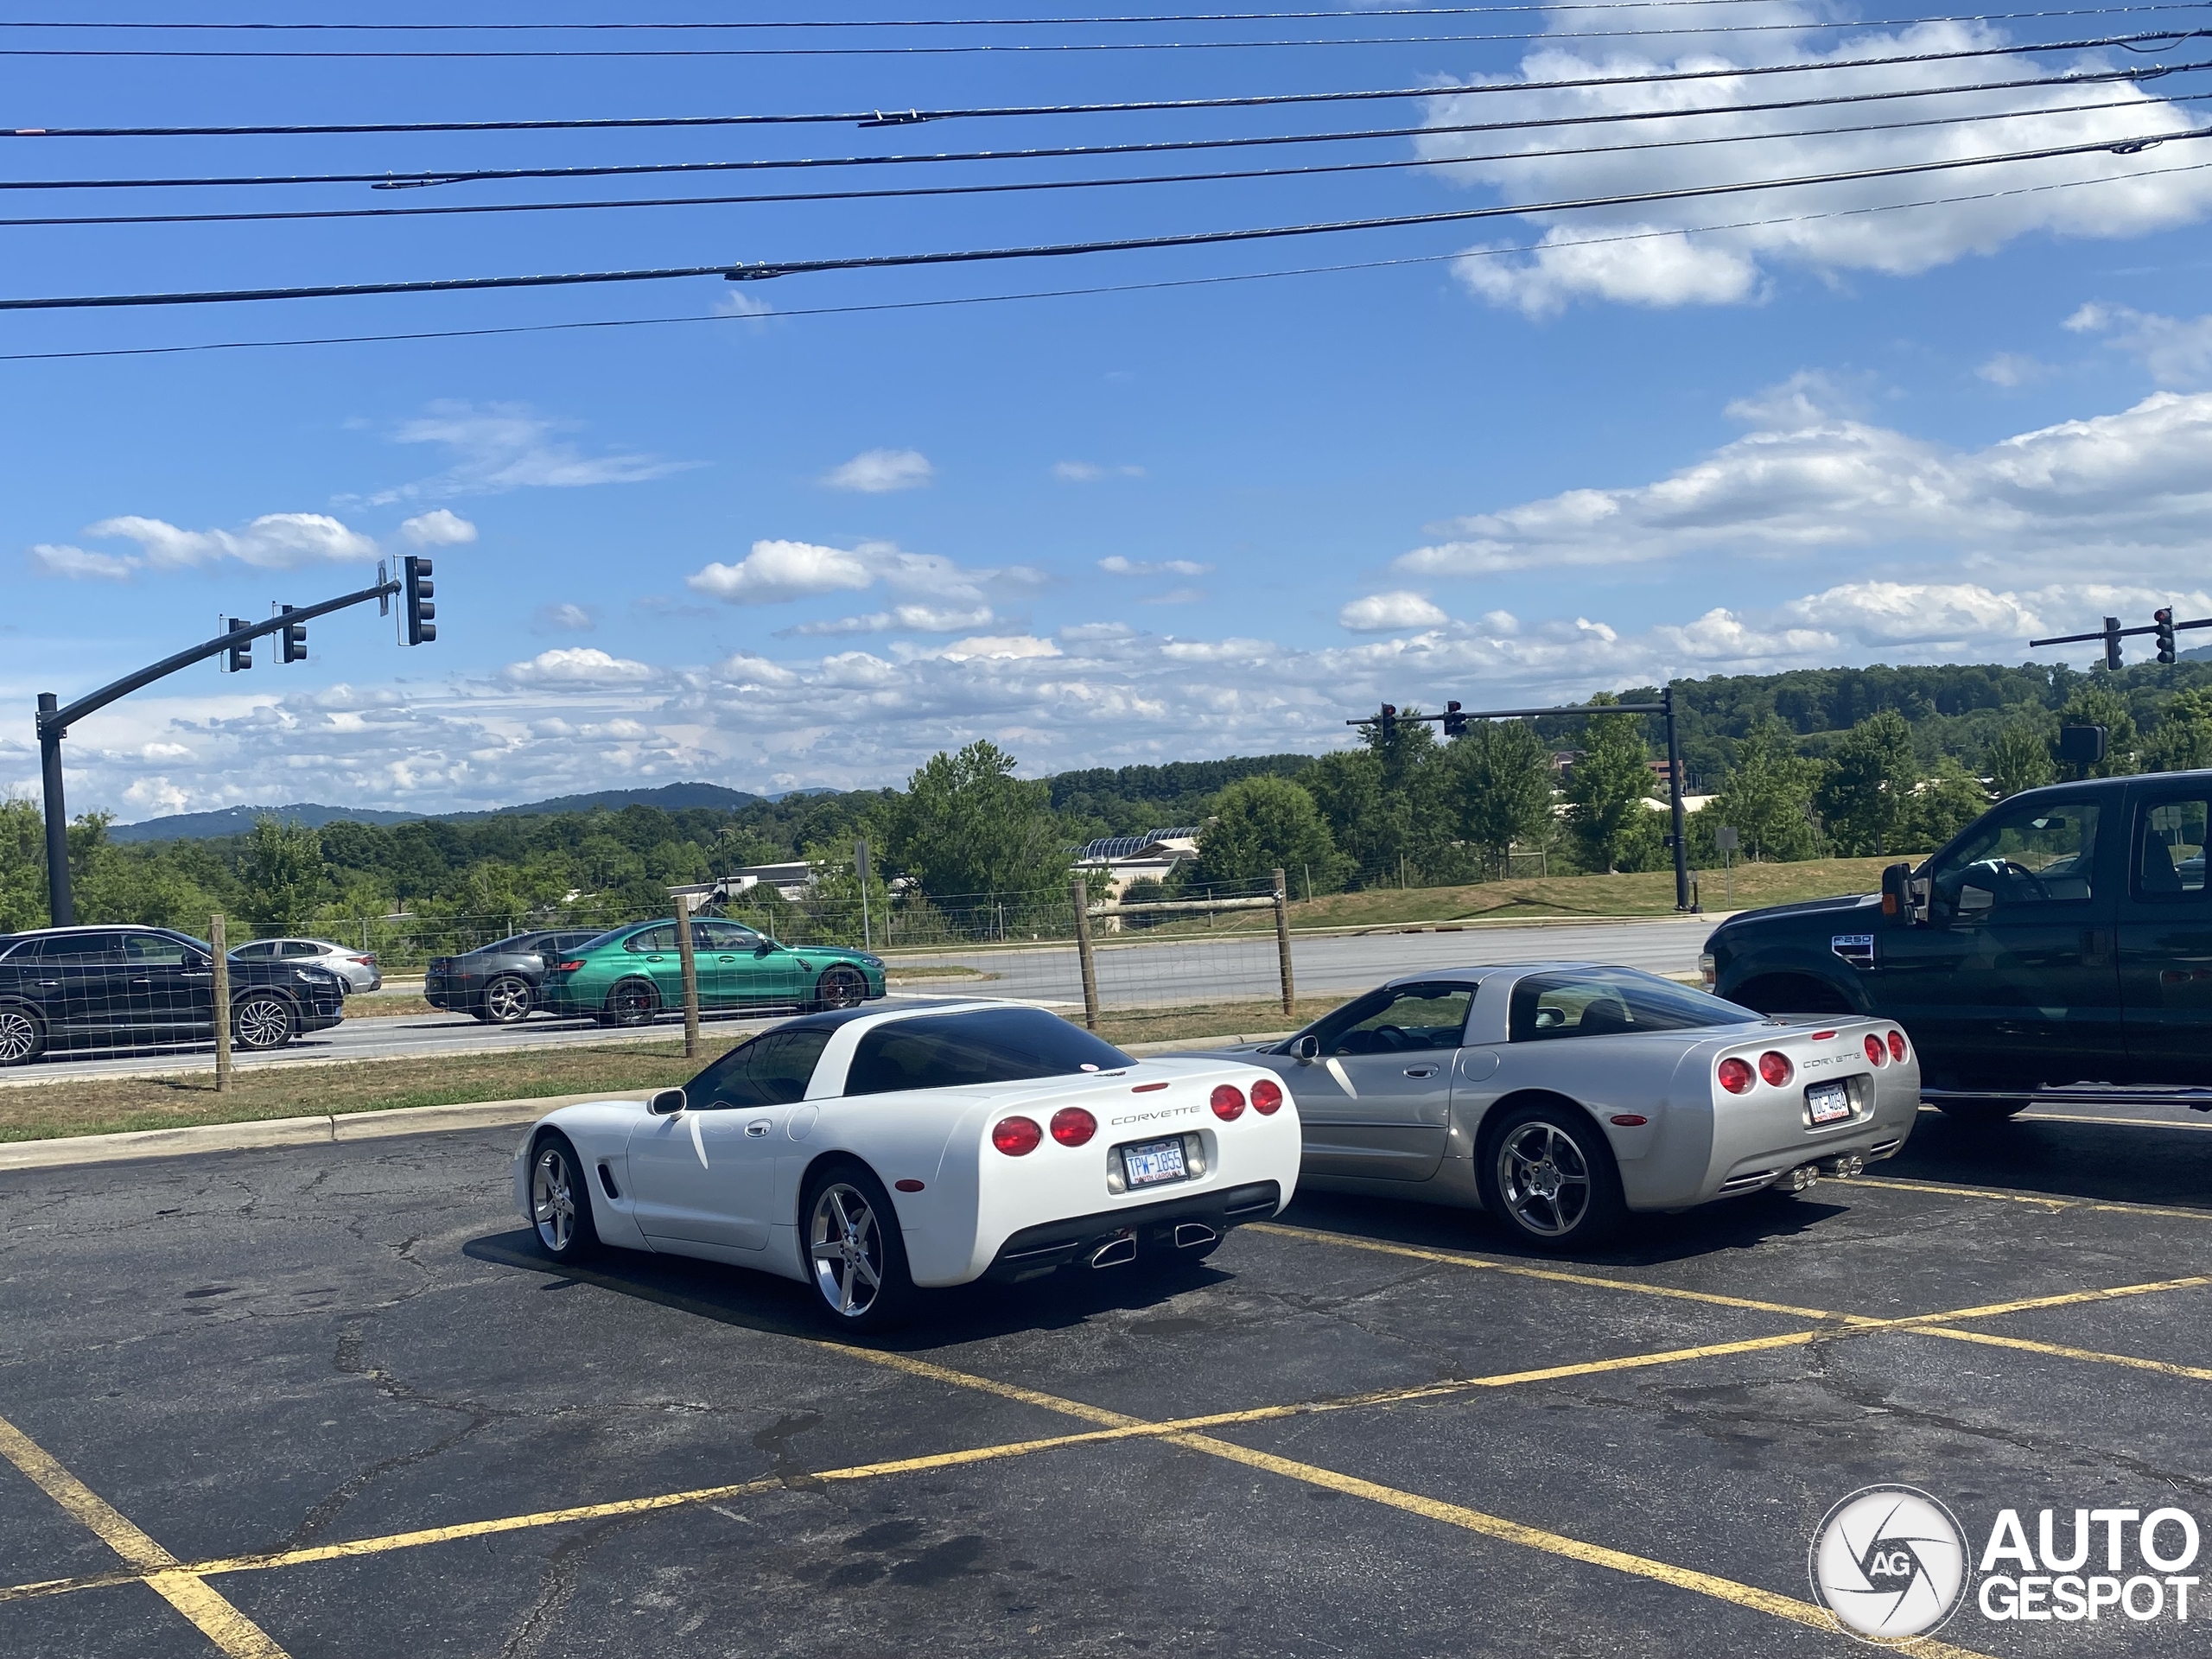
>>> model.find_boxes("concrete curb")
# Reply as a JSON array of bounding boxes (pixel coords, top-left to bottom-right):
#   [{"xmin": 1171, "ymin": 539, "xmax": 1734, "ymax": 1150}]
[{"xmin": 0, "ymin": 1089, "xmax": 648, "ymax": 1173}]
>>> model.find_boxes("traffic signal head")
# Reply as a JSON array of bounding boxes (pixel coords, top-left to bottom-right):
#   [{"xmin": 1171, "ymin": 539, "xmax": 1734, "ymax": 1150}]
[
  {"xmin": 280, "ymin": 604, "xmax": 307, "ymax": 664},
  {"xmin": 2103, "ymin": 615, "xmax": 2124, "ymax": 673},
  {"xmin": 2156, "ymin": 607, "xmax": 2177, "ymax": 665},
  {"xmin": 1441, "ymin": 699, "xmax": 1468, "ymax": 738},
  {"xmin": 225, "ymin": 617, "xmax": 252, "ymax": 672},
  {"xmin": 404, "ymin": 556, "xmax": 436, "ymax": 645},
  {"xmin": 1377, "ymin": 702, "xmax": 1397, "ymax": 741}
]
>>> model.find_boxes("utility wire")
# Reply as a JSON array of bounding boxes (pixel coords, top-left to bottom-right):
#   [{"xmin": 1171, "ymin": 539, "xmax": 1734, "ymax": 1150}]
[
  {"xmin": 4, "ymin": 12, "xmax": 2207, "ymax": 58},
  {"xmin": 1, "ymin": 122, "xmax": 2198, "ymax": 310},
  {"xmin": 6, "ymin": 3, "xmax": 2196, "ymax": 28},
  {"xmin": 8, "ymin": 91, "xmax": 2203, "ymax": 232},
  {"xmin": 10, "ymin": 59, "xmax": 2201, "ymax": 195},
  {"xmin": 7, "ymin": 156, "xmax": 2206, "ymax": 364},
  {"xmin": 8, "ymin": 29, "xmax": 2207, "ymax": 137}
]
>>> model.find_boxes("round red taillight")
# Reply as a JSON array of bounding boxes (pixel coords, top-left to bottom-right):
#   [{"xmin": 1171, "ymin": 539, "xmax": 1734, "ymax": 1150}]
[
  {"xmin": 1050, "ymin": 1106, "xmax": 1097, "ymax": 1147},
  {"xmin": 1717, "ymin": 1057, "xmax": 1756, "ymax": 1095},
  {"xmin": 991, "ymin": 1116, "xmax": 1043, "ymax": 1156},
  {"xmin": 1864, "ymin": 1034, "xmax": 1887, "ymax": 1066},
  {"xmin": 1250, "ymin": 1077, "xmax": 1283, "ymax": 1116},
  {"xmin": 1758, "ymin": 1050, "xmax": 1794, "ymax": 1088},
  {"xmin": 1210, "ymin": 1084, "xmax": 1246, "ymax": 1121},
  {"xmin": 1887, "ymin": 1030, "xmax": 1908, "ymax": 1063}
]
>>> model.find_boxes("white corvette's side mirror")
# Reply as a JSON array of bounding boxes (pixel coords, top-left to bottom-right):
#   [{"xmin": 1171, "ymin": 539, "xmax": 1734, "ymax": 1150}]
[{"xmin": 648, "ymin": 1087, "xmax": 687, "ymax": 1116}]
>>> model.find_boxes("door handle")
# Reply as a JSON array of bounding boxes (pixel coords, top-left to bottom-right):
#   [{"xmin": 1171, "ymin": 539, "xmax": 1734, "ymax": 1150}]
[
  {"xmin": 745, "ymin": 1120, "xmax": 772, "ymax": 1137},
  {"xmin": 1403, "ymin": 1065, "xmax": 1439, "ymax": 1078},
  {"xmin": 35, "ymin": 980, "xmax": 59, "ymax": 988}
]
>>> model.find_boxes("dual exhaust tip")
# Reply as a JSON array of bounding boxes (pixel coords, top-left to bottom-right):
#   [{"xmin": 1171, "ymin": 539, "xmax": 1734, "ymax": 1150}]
[
  {"xmin": 1782, "ymin": 1152, "xmax": 1867, "ymax": 1193},
  {"xmin": 1086, "ymin": 1222, "xmax": 1218, "ymax": 1268}
]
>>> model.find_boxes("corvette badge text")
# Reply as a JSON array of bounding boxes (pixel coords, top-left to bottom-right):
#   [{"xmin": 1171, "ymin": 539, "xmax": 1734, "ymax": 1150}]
[{"xmin": 1809, "ymin": 1484, "xmax": 2202, "ymax": 1643}]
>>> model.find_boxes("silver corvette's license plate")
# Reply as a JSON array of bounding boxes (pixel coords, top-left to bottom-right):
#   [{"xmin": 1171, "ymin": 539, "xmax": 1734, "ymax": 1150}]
[
  {"xmin": 1806, "ymin": 1080, "xmax": 1852, "ymax": 1124},
  {"xmin": 1122, "ymin": 1137, "xmax": 1188, "ymax": 1188}
]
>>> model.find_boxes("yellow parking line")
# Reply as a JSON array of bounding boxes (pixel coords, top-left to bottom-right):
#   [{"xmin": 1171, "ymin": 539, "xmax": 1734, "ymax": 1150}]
[
  {"xmin": 1914, "ymin": 1325, "xmax": 2212, "ymax": 1383},
  {"xmin": 0, "ymin": 1412, "xmax": 292, "ymax": 1659},
  {"xmin": 2024, "ymin": 1111, "xmax": 2212, "ymax": 1132},
  {"xmin": 1840, "ymin": 1174, "xmax": 2212, "ymax": 1224},
  {"xmin": 1248, "ymin": 1223, "xmax": 1854, "ymax": 1323}
]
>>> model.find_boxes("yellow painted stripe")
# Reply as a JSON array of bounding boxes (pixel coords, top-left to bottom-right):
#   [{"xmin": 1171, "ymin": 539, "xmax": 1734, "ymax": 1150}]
[
  {"xmin": 2023, "ymin": 1111, "xmax": 2212, "ymax": 1132},
  {"xmin": 1914, "ymin": 1324, "xmax": 2212, "ymax": 1382},
  {"xmin": 1886, "ymin": 1274, "xmax": 2210, "ymax": 1327},
  {"xmin": 0, "ymin": 1412, "xmax": 293, "ymax": 1659},
  {"xmin": 1841, "ymin": 1174, "xmax": 2212, "ymax": 1224},
  {"xmin": 1249, "ymin": 1222, "xmax": 1853, "ymax": 1323},
  {"xmin": 1154, "ymin": 1431, "xmax": 1996, "ymax": 1659}
]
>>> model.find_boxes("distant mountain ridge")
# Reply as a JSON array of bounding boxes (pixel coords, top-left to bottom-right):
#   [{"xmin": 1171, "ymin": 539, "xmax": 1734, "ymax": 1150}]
[{"xmin": 110, "ymin": 781, "xmax": 770, "ymax": 843}]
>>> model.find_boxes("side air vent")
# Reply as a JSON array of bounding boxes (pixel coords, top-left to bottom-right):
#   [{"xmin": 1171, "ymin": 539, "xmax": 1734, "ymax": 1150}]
[{"xmin": 597, "ymin": 1163, "xmax": 621, "ymax": 1200}]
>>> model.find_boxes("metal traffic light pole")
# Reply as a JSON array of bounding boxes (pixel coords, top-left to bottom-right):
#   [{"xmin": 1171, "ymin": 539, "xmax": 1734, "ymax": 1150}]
[
  {"xmin": 1349, "ymin": 684, "xmax": 1695, "ymax": 912},
  {"xmin": 2031, "ymin": 608, "xmax": 2212, "ymax": 669},
  {"xmin": 33, "ymin": 571, "xmax": 408, "ymax": 927}
]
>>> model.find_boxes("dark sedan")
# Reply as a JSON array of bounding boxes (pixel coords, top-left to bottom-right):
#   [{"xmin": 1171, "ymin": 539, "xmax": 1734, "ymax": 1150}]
[
  {"xmin": 0, "ymin": 925, "xmax": 346, "ymax": 1066},
  {"xmin": 425, "ymin": 929, "xmax": 606, "ymax": 1024}
]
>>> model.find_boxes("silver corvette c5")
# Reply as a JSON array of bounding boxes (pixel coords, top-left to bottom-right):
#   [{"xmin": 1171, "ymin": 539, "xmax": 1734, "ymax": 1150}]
[{"xmin": 1198, "ymin": 963, "xmax": 1920, "ymax": 1250}]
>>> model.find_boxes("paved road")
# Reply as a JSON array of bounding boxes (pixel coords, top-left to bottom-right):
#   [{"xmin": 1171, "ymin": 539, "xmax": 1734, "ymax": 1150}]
[
  {"xmin": 3, "ymin": 1108, "xmax": 2208, "ymax": 1658},
  {"xmin": 4, "ymin": 919, "xmax": 1713, "ymax": 1083}
]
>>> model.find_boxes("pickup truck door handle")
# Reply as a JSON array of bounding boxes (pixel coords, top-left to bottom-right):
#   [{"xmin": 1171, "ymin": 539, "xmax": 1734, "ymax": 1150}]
[
  {"xmin": 1403, "ymin": 1065, "xmax": 1439, "ymax": 1079},
  {"xmin": 2082, "ymin": 929, "xmax": 2113, "ymax": 964}
]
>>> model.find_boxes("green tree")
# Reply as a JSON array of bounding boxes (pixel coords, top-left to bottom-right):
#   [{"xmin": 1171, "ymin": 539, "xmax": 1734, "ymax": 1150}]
[
  {"xmin": 1444, "ymin": 720, "xmax": 1556, "ymax": 879},
  {"xmin": 1909, "ymin": 757, "xmax": 1992, "ymax": 850},
  {"xmin": 1192, "ymin": 775, "xmax": 1345, "ymax": 889},
  {"xmin": 1565, "ymin": 697, "xmax": 1658, "ymax": 874},
  {"xmin": 235, "ymin": 814, "xmax": 327, "ymax": 936},
  {"xmin": 1816, "ymin": 711, "xmax": 1919, "ymax": 856},
  {"xmin": 1301, "ymin": 749, "xmax": 1395, "ymax": 882},
  {"xmin": 1704, "ymin": 722, "xmax": 1819, "ymax": 861},
  {"xmin": 2054, "ymin": 682, "xmax": 2139, "ymax": 778},
  {"xmin": 0, "ymin": 798, "xmax": 47, "ymax": 932},
  {"xmin": 2150, "ymin": 687, "xmax": 2212, "ymax": 772},
  {"xmin": 1985, "ymin": 718, "xmax": 2056, "ymax": 798},
  {"xmin": 888, "ymin": 741, "xmax": 1072, "ymax": 897}
]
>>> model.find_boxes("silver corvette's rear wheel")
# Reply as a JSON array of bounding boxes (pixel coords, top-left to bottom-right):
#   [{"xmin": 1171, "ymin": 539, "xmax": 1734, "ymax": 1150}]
[
  {"xmin": 801, "ymin": 1166, "xmax": 912, "ymax": 1330},
  {"xmin": 1480, "ymin": 1103, "xmax": 1624, "ymax": 1251}
]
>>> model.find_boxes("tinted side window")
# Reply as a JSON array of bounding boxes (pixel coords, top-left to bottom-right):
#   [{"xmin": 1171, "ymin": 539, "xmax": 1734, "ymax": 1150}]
[
  {"xmin": 1313, "ymin": 984, "xmax": 1472, "ymax": 1056},
  {"xmin": 694, "ymin": 921, "xmax": 761, "ymax": 950},
  {"xmin": 41, "ymin": 933, "xmax": 125, "ymax": 963},
  {"xmin": 2137, "ymin": 798, "xmax": 2209, "ymax": 900},
  {"xmin": 1930, "ymin": 798, "xmax": 2101, "ymax": 910},
  {"xmin": 279, "ymin": 941, "xmax": 320, "ymax": 959},
  {"xmin": 124, "ymin": 934, "xmax": 190, "ymax": 966},
  {"xmin": 844, "ymin": 1009, "xmax": 1131, "ymax": 1096},
  {"xmin": 1510, "ymin": 971, "xmax": 1758, "ymax": 1042},
  {"xmin": 687, "ymin": 1029, "xmax": 832, "ymax": 1109},
  {"xmin": 627, "ymin": 926, "xmax": 675, "ymax": 952}
]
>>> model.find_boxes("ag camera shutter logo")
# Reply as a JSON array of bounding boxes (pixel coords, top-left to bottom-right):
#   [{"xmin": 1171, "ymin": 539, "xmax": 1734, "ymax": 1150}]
[{"xmin": 1809, "ymin": 1484, "xmax": 1971, "ymax": 1642}]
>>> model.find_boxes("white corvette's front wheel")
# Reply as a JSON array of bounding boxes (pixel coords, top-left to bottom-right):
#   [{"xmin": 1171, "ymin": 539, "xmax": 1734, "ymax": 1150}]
[{"xmin": 802, "ymin": 1166, "xmax": 913, "ymax": 1331}]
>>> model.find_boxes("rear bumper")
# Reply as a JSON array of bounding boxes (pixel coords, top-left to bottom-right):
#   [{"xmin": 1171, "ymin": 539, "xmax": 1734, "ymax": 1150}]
[{"xmin": 982, "ymin": 1180, "xmax": 1284, "ymax": 1282}]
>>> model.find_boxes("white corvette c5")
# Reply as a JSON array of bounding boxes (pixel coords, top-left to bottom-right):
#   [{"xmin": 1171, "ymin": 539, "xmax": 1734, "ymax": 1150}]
[{"xmin": 513, "ymin": 1001, "xmax": 1300, "ymax": 1327}]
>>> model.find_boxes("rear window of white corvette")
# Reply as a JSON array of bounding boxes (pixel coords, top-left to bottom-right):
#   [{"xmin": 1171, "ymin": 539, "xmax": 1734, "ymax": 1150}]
[{"xmin": 843, "ymin": 1008, "xmax": 1132, "ymax": 1096}]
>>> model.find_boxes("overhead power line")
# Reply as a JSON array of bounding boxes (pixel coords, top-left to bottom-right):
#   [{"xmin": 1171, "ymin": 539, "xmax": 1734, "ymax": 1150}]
[
  {"xmin": 7, "ymin": 156, "xmax": 2207, "ymax": 365},
  {"xmin": 10, "ymin": 91, "xmax": 2204, "ymax": 232},
  {"xmin": 8, "ymin": 29, "xmax": 2208, "ymax": 137},
  {"xmin": 5, "ymin": 11, "xmax": 2208, "ymax": 58},
  {"xmin": 14, "ymin": 60, "xmax": 2206, "ymax": 192},
  {"xmin": 1, "ymin": 122, "xmax": 2200, "ymax": 310}
]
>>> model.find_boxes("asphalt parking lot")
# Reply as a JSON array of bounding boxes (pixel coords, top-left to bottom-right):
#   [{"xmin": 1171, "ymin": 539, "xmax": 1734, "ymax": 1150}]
[{"xmin": 5, "ymin": 1104, "xmax": 2212, "ymax": 1658}]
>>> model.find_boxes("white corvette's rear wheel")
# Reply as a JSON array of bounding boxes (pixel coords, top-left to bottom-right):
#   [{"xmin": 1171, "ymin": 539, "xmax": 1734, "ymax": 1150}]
[{"xmin": 802, "ymin": 1166, "xmax": 912, "ymax": 1330}]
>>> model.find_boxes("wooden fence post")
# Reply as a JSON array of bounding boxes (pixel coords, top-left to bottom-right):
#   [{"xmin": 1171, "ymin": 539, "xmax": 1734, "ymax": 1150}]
[
  {"xmin": 1071, "ymin": 878, "xmax": 1101, "ymax": 1032},
  {"xmin": 673, "ymin": 893, "xmax": 702, "ymax": 1059},
  {"xmin": 1272, "ymin": 868, "xmax": 1296, "ymax": 1017},
  {"xmin": 210, "ymin": 912, "xmax": 232, "ymax": 1092}
]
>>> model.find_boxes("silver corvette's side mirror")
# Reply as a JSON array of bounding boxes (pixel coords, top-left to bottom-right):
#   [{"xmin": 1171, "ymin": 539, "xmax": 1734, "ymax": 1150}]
[
  {"xmin": 1292, "ymin": 1034, "xmax": 1319, "ymax": 1064},
  {"xmin": 648, "ymin": 1087, "xmax": 687, "ymax": 1116}
]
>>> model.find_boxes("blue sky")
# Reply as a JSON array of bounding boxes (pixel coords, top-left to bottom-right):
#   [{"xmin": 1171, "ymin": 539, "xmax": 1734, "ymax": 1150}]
[{"xmin": 7, "ymin": 2, "xmax": 2212, "ymax": 819}]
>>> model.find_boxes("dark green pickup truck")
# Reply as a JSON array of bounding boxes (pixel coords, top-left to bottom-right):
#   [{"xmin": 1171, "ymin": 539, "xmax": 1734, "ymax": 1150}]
[{"xmin": 1702, "ymin": 772, "xmax": 2212, "ymax": 1122}]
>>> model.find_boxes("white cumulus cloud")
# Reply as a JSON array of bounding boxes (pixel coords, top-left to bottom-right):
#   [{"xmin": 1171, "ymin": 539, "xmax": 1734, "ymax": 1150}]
[
  {"xmin": 819, "ymin": 448, "xmax": 934, "ymax": 493},
  {"xmin": 29, "ymin": 543, "xmax": 137, "ymax": 581},
  {"xmin": 2067, "ymin": 302, "xmax": 2212, "ymax": 387},
  {"xmin": 502, "ymin": 648, "xmax": 657, "ymax": 684},
  {"xmin": 1340, "ymin": 592, "xmax": 1451, "ymax": 632},
  {"xmin": 785, "ymin": 604, "xmax": 998, "ymax": 637},
  {"xmin": 75, "ymin": 512, "xmax": 380, "ymax": 573},
  {"xmin": 688, "ymin": 537, "xmax": 1039, "ymax": 609},
  {"xmin": 399, "ymin": 508, "xmax": 478, "ymax": 546}
]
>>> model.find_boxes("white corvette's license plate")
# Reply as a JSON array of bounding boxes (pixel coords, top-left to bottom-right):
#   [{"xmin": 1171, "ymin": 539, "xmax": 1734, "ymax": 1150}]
[
  {"xmin": 1122, "ymin": 1137, "xmax": 1188, "ymax": 1188},
  {"xmin": 1806, "ymin": 1080, "xmax": 1852, "ymax": 1124}
]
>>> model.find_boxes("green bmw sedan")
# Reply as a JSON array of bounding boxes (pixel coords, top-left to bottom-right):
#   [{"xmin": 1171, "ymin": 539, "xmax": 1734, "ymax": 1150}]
[{"xmin": 538, "ymin": 918, "xmax": 886, "ymax": 1026}]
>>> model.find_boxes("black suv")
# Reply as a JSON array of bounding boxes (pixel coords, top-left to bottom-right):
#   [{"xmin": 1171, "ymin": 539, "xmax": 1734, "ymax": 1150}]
[
  {"xmin": 425, "ymin": 929, "xmax": 606, "ymax": 1025},
  {"xmin": 0, "ymin": 925, "xmax": 346, "ymax": 1066},
  {"xmin": 1704, "ymin": 771, "xmax": 2212, "ymax": 1119}
]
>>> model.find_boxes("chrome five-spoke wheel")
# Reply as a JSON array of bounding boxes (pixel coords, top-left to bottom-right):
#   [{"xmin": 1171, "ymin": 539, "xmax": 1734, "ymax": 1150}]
[
  {"xmin": 483, "ymin": 975, "xmax": 534, "ymax": 1024},
  {"xmin": 808, "ymin": 1181, "xmax": 885, "ymax": 1319},
  {"xmin": 530, "ymin": 1137, "xmax": 595, "ymax": 1259}
]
